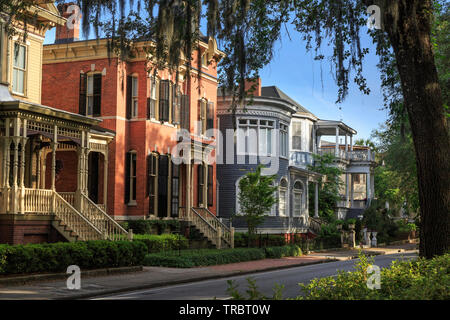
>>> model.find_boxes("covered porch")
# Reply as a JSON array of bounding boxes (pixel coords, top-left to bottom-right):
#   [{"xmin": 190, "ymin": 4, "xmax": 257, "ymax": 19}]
[{"xmin": 0, "ymin": 88, "xmax": 127, "ymax": 243}]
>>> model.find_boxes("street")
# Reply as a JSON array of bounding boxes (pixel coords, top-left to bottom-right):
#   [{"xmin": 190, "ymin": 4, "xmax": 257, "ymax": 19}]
[{"xmin": 94, "ymin": 252, "xmax": 417, "ymax": 300}]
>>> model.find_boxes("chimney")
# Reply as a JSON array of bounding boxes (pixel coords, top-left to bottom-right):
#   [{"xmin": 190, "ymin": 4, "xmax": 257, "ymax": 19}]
[
  {"xmin": 244, "ymin": 77, "xmax": 262, "ymax": 97},
  {"xmin": 55, "ymin": 3, "xmax": 81, "ymax": 44}
]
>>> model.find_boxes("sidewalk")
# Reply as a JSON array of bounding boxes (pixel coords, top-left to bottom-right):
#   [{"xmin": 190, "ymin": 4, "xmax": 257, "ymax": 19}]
[{"xmin": 0, "ymin": 243, "xmax": 418, "ymax": 300}]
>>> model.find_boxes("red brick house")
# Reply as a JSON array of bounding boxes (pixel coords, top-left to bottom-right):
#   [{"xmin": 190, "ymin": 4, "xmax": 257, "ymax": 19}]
[{"xmin": 41, "ymin": 4, "xmax": 232, "ymax": 248}]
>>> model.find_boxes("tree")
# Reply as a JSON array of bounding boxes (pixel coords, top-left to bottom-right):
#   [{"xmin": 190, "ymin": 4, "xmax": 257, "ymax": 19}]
[
  {"xmin": 4, "ymin": 0, "xmax": 448, "ymax": 258},
  {"xmin": 308, "ymin": 154, "xmax": 344, "ymax": 223},
  {"xmin": 237, "ymin": 165, "xmax": 277, "ymax": 245}
]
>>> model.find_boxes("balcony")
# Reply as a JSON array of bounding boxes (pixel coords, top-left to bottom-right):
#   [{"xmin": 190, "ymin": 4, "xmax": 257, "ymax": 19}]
[
  {"xmin": 316, "ymin": 148, "xmax": 375, "ymax": 162},
  {"xmin": 290, "ymin": 151, "xmax": 314, "ymax": 168}
]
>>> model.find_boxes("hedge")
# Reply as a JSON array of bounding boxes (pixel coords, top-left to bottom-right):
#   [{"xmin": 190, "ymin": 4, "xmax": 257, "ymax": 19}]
[
  {"xmin": 0, "ymin": 240, "xmax": 147, "ymax": 275},
  {"xmin": 133, "ymin": 234, "xmax": 189, "ymax": 253},
  {"xmin": 143, "ymin": 245, "xmax": 302, "ymax": 268},
  {"xmin": 124, "ymin": 220, "xmax": 180, "ymax": 234},
  {"xmin": 234, "ymin": 233, "xmax": 287, "ymax": 248}
]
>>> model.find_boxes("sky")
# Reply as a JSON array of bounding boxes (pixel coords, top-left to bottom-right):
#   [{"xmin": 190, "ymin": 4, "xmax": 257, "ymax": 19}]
[{"xmin": 44, "ymin": 6, "xmax": 389, "ymax": 141}]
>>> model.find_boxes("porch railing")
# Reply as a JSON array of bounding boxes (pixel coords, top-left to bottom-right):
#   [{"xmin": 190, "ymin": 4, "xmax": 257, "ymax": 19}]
[
  {"xmin": 80, "ymin": 194, "xmax": 129, "ymax": 241},
  {"xmin": 59, "ymin": 192, "xmax": 75, "ymax": 207},
  {"xmin": 23, "ymin": 188, "xmax": 53, "ymax": 214},
  {"xmin": 54, "ymin": 192, "xmax": 104, "ymax": 241}
]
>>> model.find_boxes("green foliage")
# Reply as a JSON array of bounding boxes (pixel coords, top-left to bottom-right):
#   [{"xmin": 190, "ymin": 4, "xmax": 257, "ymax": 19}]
[
  {"xmin": 362, "ymin": 201, "xmax": 399, "ymax": 244},
  {"xmin": 144, "ymin": 247, "xmax": 266, "ymax": 268},
  {"xmin": 308, "ymin": 154, "xmax": 343, "ymax": 223},
  {"xmin": 143, "ymin": 245, "xmax": 302, "ymax": 268},
  {"xmin": 133, "ymin": 234, "xmax": 188, "ymax": 253},
  {"xmin": 238, "ymin": 165, "xmax": 278, "ymax": 238},
  {"xmin": 234, "ymin": 232, "xmax": 286, "ymax": 248},
  {"xmin": 125, "ymin": 219, "xmax": 180, "ymax": 234},
  {"xmin": 299, "ymin": 253, "xmax": 450, "ymax": 300},
  {"xmin": 227, "ymin": 253, "xmax": 450, "ymax": 300},
  {"xmin": 0, "ymin": 241, "xmax": 147, "ymax": 275},
  {"xmin": 264, "ymin": 245, "xmax": 302, "ymax": 259}
]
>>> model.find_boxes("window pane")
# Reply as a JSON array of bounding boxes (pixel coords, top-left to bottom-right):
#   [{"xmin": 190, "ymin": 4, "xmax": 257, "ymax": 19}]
[
  {"xmin": 237, "ymin": 128, "xmax": 246, "ymax": 154},
  {"xmin": 248, "ymin": 127, "xmax": 257, "ymax": 154},
  {"xmin": 267, "ymin": 129, "xmax": 272, "ymax": 155},
  {"xmin": 259, "ymin": 128, "xmax": 267, "ymax": 156},
  {"xmin": 87, "ymin": 96, "xmax": 94, "ymax": 115},
  {"xmin": 133, "ymin": 77, "xmax": 138, "ymax": 97},
  {"xmin": 87, "ymin": 76, "xmax": 93, "ymax": 94},
  {"xmin": 13, "ymin": 44, "xmax": 25, "ymax": 69}
]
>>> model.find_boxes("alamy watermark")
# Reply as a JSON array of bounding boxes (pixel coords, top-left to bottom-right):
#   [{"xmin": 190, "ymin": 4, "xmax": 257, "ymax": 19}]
[
  {"xmin": 367, "ymin": 5, "xmax": 382, "ymax": 30},
  {"xmin": 66, "ymin": 265, "xmax": 81, "ymax": 290},
  {"xmin": 366, "ymin": 264, "xmax": 381, "ymax": 290}
]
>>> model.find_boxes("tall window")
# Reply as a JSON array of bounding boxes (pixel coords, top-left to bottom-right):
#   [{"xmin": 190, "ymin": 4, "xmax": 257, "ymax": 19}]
[
  {"xmin": 292, "ymin": 121, "xmax": 302, "ymax": 151},
  {"xmin": 309, "ymin": 123, "xmax": 314, "ymax": 152},
  {"xmin": 206, "ymin": 102, "xmax": 214, "ymax": 135},
  {"xmin": 279, "ymin": 179, "xmax": 288, "ymax": 216},
  {"xmin": 237, "ymin": 119, "xmax": 258, "ymax": 155},
  {"xmin": 12, "ymin": 43, "xmax": 26, "ymax": 95},
  {"xmin": 172, "ymin": 84, "xmax": 181, "ymax": 125},
  {"xmin": 159, "ymin": 80, "xmax": 170, "ymax": 122},
  {"xmin": 293, "ymin": 181, "xmax": 303, "ymax": 216},
  {"xmin": 180, "ymin": 94, "xmax": 190, "ymax": 130},
  {"xmin": 258, "ymin": 120, "xmax": 274, "ymax": 156},
  {"xmin": 147, "ymin": 153, "xmax": 158, "ymax": 215},
  {"xmin": 131, "ymin": 76, "xmax": 138, "ymax": 118},
  {"xmin": 207, "ymin": 165, "xmax": 213, "ymax": 207},
  {"xmin": 147, "ymin": 76, "xmax": 158, "ymax": 119},
  {"xmin": 171, "ymin": 163, "xmax": 180, "ymax": 217},
  {"xmin": 125, "ymin": 151, "xmax": 137, "ymax": 205},
  {"xmin": 198, "ymin": 99, "xmax": 207, "ymax": 135},
  {"xmin": 80, "ymin": 73, "xmax": 101, "ymax": 116},
  {"xmin": 280, "ymin": 123, "xmax": 288, "ymax": 157}
]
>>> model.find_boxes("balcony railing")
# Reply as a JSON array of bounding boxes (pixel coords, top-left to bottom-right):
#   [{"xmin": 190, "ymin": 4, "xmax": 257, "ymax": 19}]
[
  {"xmin": 316, "ymin": 148, "xmax": 374, "ymax": 162},
  {"xmin": 290, "ymin": 151, "xmax": 314, "ymax": 168}
]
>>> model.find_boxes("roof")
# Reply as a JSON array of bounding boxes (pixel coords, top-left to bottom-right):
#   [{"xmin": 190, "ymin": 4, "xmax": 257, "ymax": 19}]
[{"xmin": 261, "ymin": 86, "xmax": 316, "ymax": 117}]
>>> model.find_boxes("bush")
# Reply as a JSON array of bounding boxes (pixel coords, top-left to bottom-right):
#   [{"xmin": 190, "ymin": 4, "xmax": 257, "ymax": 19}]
[
  {"xmin": 126, "ymin": 220, "xmax": 180, "ymax": 234},
  {"xmin": 143, "ymin": 245, "xmax": 302, "ymax": 268},
  {"xmin": 299, "ymin": 252, "xmax": 450, "ymax": 300},
  {"xmin": 264, "ymin": 245, "xmax": 302, "ymax": 259},
  {"xmin": 0, "ymin": 240, "xmax": 147, "ymax": 275},
  {"xmin": 234, "ymin": 232, "xmax": 287, "ymax": 248},
  {"xmin": 133, "ymin": 234, "xmax": 188, "ymax": 253}
]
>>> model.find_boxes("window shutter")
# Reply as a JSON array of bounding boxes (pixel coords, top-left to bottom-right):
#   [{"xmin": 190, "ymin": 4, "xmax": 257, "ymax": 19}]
[
  {"xmin": 155, "ymin": 78, "xmax": 160, "ymax": 120},
  {"xmin": 180, "ymin": 94, "xmax": 190, "ymax": 130},
  {"xmin": 158, "ymin": 154, "xmax": 169, "ymax": 217},
  {"xmin": 126, "ymin": 76, "xmax": 132, "ymax": 119},
  {"xmin": 172, "ymin": 85, "xmax": 181, "ymax": 125},
  {"xmin": 197, "ymin": 164, "xmax": 204, "ymax": 206},
  {"xmin": 93, "ymin": 74, "xmax": 102, "ymax": 116},
  {"xmin": 206, "ymin": 101, "xmax": 214, "ymax": 133},
  {"xmin": 159, "ymin": 80, "xmax": 170, "ymax": 122},
  {"xmin": 79, "ymin": 73, "xmax": 87, "ymax": 115},
  {"xmin": 147, "ymin": 97, "xmax": 151, "ymax": 119},
  {"xmin": 125, "ymin": 152, "xmax": 131, "ymax": 204},
  {"xmin": 207, "ymin": 165, "xmax": 213, "ymax": 207},
  {"xmin": 197, "ymin": 100, "xmax": 201, "ymax": 135}
]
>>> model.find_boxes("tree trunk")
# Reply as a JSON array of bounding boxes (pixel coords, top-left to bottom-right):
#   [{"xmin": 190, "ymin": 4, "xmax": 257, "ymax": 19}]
[{"xmin": 382, "ymin": 0, "xmax": 450, "ymax": 258}]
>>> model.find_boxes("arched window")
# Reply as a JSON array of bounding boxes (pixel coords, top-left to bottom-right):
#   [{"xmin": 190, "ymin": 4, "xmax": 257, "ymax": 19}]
[
  {"xmin": 279, "ymin": 178, "xmax": 288, "ymax": 216},
  {"xmin": 293, "ymin": 181, "xmax": 303, "ymax": 217}
]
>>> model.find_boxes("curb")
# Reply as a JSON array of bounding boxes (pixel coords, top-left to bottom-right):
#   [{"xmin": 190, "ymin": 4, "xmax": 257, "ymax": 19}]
[
  {"xmin": 63, "ymin": 258, "xmax": 339, "ymax": 300},
  {"xmin": 0, "ymin": 266, "xmax": 143, "ymax": 287}
]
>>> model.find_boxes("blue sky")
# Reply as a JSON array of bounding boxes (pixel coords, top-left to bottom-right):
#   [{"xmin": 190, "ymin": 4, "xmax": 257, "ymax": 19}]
[{"xmin": 44, "ymin": 7, "xmax": 388, "ymax": 141}]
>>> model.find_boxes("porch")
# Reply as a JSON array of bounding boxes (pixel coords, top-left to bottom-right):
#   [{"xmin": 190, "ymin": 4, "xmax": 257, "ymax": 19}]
[{"xmin": 0, "ymin": 90, "xmax": 128, "ymax": 243}]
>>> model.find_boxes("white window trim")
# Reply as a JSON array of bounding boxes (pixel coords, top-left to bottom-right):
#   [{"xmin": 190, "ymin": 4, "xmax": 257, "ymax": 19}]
[
  {"xmin": 236, "ymin": 118, "xmax": 276, "ymax": 157},
  {"xmin": 11, "ymin": 42, "xmax": 27, "ymax": 96},
  {"xmin": 279, "ymin": 122, "xmax": 289, "ymax": 159},
  {"xmin": 293, "ymin": 179, "xmax": 305, "ymax": 217},
  {"xmin": 127, "ymin": 151, "xmax": 137, "ymax": 206},
  {"xmin": 131, "ymin": 76, "xmax": 139, "ymax": 118},
  {"xmin": 278, "ymin": 178, "xmax": 288, "ymax": 217}
]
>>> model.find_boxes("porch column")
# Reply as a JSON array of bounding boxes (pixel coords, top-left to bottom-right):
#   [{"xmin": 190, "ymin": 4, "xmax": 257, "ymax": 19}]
[
  {"xmin": 10, "ymin": 118, "xmax": 21, "ymax": 214},
  {"xmin": 103, "ymin": 156, "xmax": 108, "ymax": 210},
  {"xmin": 19, "ymin": 120, "xmax": 27, "ymax": 214},
  {"xmin": 75, "ymin": 145, "xmax": 83, "ymax": 211},
  {"xmin": 335, "ymin": 127, "xmax": 339, "ymax": 157},
  {"xmin": 345, "ymin": 173, "xmax": 350, "ymax": 206},
  {"xmin": 350, "ymin": 135, "xmax": 353, "ymax": 151},
  {"xmin": 185, "ymin": 161, "xmax": 191, "ymax": 218},
  {"xmin": 84, "ymin": 133, "xmax": 90, "ymax": 194},
  {"xmin": 366, "ymin": 173, "xmax": 371, "ymax": 201},
  {"xmin": 36, "ymin": 149, "xmax": 41, "ymax": 189},
  {"xmin": 51, "ymin": 125, "xmax": 58, "ymax": 191},
  {"xmin": 350, "ymin": 174, "xmax": 354, "ymax": 208},
  {"xmin": 345, "ymin": 134, "xmax": 348, "ymax": 158},
  {"xmin": 2, "ymin": 118, "xmax": 10, "ymax": 188},
  {"xmin": 370, "ymin": 172, "xmax": 375, "ymax": 200},
  {"xmin": 314, "ymin": 181, "xmax": 319, "ymax": 218},
  {"xmin": 203, "ymin": 163, "xmax": 208, "ymax": 208}
]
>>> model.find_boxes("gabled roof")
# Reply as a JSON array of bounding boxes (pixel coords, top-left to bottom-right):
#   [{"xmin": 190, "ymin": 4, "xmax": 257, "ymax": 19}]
[{"xmin": 261, "ymin": 86, "xmax": 317, "ymax": 118}]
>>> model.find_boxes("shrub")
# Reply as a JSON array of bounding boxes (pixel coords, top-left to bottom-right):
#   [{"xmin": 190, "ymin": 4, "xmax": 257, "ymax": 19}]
[
  {"xmin": 264, "ymin": 245, "xmax": 302, "ymax": 259},
  {"xmin": 143, "ymin": 245, "xmax": 302, "ymax": 268},
  {"xmin": 234, "ymin": 232, "xmax": 287, "ymax": 248},
  {"xmin": 133, "ymin": 234, "xmax": 188, "ymax": 253},
  {"xmin": 299, "ymin": 252, "xmax": 450, "ymax": 300},
  {"xmin": 0, "ymin": 240, "xmax": 147, "ymax": 275},
  {"xmin": 126, "ymin": 220, "xmax": 180, "ymax": 234}
]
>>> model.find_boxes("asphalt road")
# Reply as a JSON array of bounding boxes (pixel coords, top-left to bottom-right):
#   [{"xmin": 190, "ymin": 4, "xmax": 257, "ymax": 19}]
[{"xmin": 94, "ymin": 252, "xmax": 417, "ymax": 300}]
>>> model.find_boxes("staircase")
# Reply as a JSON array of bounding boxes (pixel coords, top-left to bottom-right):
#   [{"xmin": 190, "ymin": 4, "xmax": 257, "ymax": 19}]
[
  {"xmin": 180, "ymin": 207, "xmax": 234, "ymax": 249},
  {"xmin": 308, "ymin": 216, "xmax": 323, "ymax": 235}
]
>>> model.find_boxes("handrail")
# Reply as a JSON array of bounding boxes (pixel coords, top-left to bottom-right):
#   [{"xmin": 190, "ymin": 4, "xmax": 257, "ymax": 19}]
[
  {"xmin": 54, "ymin": 192, "xmax": 104, "ymax": 241},
  {"xmin": 80, "ymin": 194, "xmax": 129, "ymax": 240},
  {"xmin": 192, "ymin": 207, "xmax": 232, "ymax": 246}
]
